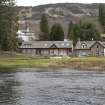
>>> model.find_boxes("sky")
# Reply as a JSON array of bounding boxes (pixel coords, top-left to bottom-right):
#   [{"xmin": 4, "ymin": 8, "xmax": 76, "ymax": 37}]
[{"xmin": 17, "ymin": 0, "xmax": 105, "ymax": 6}]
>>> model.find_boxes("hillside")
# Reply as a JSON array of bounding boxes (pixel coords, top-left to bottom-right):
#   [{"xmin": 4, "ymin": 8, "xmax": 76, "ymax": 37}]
[{"xmin": 17, "ymin": 3, "xmax": 105, "ymax": 38}]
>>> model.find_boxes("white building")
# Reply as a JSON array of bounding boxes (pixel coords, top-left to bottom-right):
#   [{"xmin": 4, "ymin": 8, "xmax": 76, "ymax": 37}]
[{"xmin": 17, "ymin": 28, "xmax": 38, "ymax": 41}]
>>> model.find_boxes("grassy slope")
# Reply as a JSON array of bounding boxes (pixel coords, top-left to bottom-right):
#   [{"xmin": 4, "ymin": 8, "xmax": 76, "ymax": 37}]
[{"xmin": 0, "ymin": 54, "xmax": 105, "ymax": 70}]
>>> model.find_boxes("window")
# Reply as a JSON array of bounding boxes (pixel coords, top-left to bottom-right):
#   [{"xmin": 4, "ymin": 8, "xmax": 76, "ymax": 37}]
[
  {"xmin": 96, "ymin": 51, "xmax": 99, "ymax": 56},
  {"xmin": 24, "ymin": 44, "xmax": 32, "ymax": 46},
  {"xmin": 82, "ymin": 43, "xmax": 87, "ymax": 49},
  {"xmin": 24, "ymin": 44, "xmax": 32, "ymax": 48}
]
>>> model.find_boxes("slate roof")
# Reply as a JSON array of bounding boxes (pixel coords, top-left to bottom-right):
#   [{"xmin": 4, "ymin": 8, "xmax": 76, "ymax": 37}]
[
  {"xmin": 75, "ymin": 41, "xmax": 105, "ymax": 50},
  {"xmin": 19, "ymin": 41, "xmax": 73, "ymax": 49},
  {"xmin": 100, "ymin": 41, "xmax": 105, "ymax": 47}
]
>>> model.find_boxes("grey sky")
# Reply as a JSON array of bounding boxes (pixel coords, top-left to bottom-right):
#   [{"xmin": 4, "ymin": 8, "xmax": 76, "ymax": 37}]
[{"xmin": 17, "ymin": 0, "xmax": 105, "ymax": 6}]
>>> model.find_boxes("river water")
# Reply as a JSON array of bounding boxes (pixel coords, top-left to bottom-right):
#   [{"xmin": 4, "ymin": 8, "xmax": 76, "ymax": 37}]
[{"xmin": 0, "ymin": 68, "xmax": 105, "ymax": 105}]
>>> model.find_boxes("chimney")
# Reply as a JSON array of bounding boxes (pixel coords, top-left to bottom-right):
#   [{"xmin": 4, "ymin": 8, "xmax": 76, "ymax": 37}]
[{"xmin": 64, "ymin": 39, "xmax": 69, "ymax": 41}]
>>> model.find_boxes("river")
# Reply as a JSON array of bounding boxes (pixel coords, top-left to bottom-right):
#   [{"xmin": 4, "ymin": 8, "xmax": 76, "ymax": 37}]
[{"xmin": 0, "ymin": 68, "xmax": 105, "ymax": 105}]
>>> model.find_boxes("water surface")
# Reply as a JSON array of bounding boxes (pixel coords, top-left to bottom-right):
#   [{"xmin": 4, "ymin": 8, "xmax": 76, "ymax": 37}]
[{"xmin": 0, "ymin": 68, "xmax": 105, "ymax": 105}]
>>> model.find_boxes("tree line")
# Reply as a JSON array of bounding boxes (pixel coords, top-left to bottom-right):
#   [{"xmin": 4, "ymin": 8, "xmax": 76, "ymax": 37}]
[
  {"xmin": 39, "ymin": 12, "xmax": 101, "ymax": 45},
  {"xmin": 39, "ymin": 14, "xmax": 64, "ymax": 41}
]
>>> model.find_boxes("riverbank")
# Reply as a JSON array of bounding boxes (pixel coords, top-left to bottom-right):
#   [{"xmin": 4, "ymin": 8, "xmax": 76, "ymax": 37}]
[{"xmin": 0, "ymin": 53, "xmax": 105, "ymax": 70}]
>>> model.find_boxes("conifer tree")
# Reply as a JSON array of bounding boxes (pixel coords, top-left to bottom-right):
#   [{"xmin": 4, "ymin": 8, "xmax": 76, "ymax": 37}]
[
  {"xmin": 39, "ymin": 14, "xmax": 49, "ymax": 40},
  {"xmin": 50, "ymin": 23, "xmax": 64, "ymax": 41},
  {"xmin": 0, "ymin": 0, "xmax": 18, "ymax": 51},
  {"xmin": 99, "ymin": 4, "xmax": 105, "ymax": 32},
  {"xmin": 67, "ymin": 21, "xmax": 73, "ymax": 39},
  {"xmin": 71, "ymin": 22, "xmax": 101, "ymax": 45}
]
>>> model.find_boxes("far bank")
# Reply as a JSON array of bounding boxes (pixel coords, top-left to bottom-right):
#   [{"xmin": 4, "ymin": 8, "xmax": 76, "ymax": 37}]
[{"xmin": 0, "ymin": 53, "xmax": 105, "ymax": 71}]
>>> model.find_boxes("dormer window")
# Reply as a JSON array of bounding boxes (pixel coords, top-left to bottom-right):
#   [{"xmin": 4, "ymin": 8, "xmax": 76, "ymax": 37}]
[{"xmin": 82, "ymin": 43, "xmax": 87, "ymax": 49}]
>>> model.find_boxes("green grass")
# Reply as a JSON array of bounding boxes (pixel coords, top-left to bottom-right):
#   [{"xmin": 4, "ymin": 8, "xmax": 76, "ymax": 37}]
[
  {"xmin": 0, "ymin": 54, "xmax": 105, "ymax": 70},
  {"xmin": 0, "ymin": 56, "xmax": 50, "ymax": 68}
]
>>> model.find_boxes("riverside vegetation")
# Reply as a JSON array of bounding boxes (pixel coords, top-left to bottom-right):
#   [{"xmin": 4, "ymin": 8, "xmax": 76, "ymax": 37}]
[{"xmin": 0, "ymin": 52, "xmax": 105, "ymax": 70}]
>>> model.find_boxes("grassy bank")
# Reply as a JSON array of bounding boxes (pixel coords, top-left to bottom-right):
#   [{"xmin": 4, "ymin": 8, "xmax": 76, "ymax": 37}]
[{"xmin": 0, "ymin": 53, "xmax": 105, "ymax": 70}]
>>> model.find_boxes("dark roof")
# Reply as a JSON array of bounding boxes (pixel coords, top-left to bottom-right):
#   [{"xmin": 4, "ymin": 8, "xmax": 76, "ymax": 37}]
[
  {"xmin": 19, "ymin": 41, "xmax": 73, "ymax": 49},
  {"xmin": 75, "ymin": 41, "xmax": 105, "ymax": 50},
  {"xmin": 100, "ymin": 42, "xmax": 105, "ymax": 47}
]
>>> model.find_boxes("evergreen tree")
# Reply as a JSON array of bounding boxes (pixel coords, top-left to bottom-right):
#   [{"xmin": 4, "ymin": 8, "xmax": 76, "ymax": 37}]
[
  {"xmin": 39, "ymin": 14, "xmax": 49, "ymax": 40},
  {"xmin": 71, "ymin": 23, "xmax": 81, "ymax": 45},
  {"xmin": 71, "ymin": 22, "xmax": 101, "ymax": 45},
  {"xmin": 80, "ymin": 22, "xmax": 100, "ymax": 41},
  {"xmin": 67, "ymin": 21, "xmax": 73, "ymax": 39},
  {"xmin": 0, "ymin": 0, "xmax": 18, "ymax": 51},
  {"xmin": 99, "ymin": 4, "xmax": 105, "ymax": 32},
  {"xmin": 50, "ymin": 23, "xmax": 64, "ymax": 41}
]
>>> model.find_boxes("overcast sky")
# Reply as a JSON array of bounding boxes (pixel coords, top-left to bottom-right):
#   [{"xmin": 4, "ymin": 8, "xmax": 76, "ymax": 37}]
[{"xmin": 17, "ymin": 0, "xmax": 105, "ymax": 6}]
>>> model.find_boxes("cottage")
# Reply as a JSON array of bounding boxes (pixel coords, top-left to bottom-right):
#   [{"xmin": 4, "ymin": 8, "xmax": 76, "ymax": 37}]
[
  {"xmin": 19, "ymin": 41, "xmax": 73, "ymax": 56},
  {"xmin": 75, "ymin": 41, "xmax": 105, "ymax": 56}
]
